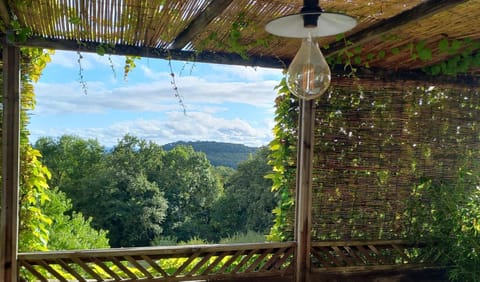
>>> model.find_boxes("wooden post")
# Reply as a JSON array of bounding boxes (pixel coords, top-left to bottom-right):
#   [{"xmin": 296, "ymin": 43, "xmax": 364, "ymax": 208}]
[
  {"xmin": 0, "ymin": 40, "xmax": 21, "ymax": 282},
  {"xmin": 295, "ymin": 99, "xmax": 315, "ymax": 282}
]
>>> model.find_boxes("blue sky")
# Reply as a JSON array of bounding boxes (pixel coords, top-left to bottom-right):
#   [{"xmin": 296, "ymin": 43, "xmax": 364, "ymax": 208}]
[{"xmin": 29, "ymin": 50, "xmax": 284, "ymax": 147}]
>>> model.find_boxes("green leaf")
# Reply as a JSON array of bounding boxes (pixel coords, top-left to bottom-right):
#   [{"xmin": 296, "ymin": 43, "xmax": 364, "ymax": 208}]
[
  {"xmin": 96, "ymin": 45, "xmax": 106, "ymax": 56},
  {"xmin": 415, "ymin": 40, "xmax": 427, "ymax": 53},
  {"xmin": 418, "ymin": 48, "xmax": 432, "ymax": 61},
  {"xmin": 450, "ymin": 40, "xmax": 462, "ymax": 53},
  {"xmin": 69, "ymin": 16, "xmax": 82, "ymax": 25},
  {"xmin": 354, "ymin": 56, "xmax": 362, "ymax": 65},
  {"xmin": 429, "ymin": 65, "xmax": 441, "ymax": 75},
  {"xmin": 391, "ymin": 47, "xmax": 400, "ymax": 55},
  {"xmin": 438, "ymin": 38, "xmax": 449, "ymax": 53},
  {"xmin": 377, "ymin": 50, "xmax": 386, "ymax": 59}
]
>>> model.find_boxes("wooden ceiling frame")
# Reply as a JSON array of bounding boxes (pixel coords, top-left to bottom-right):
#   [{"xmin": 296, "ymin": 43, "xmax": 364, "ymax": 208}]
[
  {"xmin": 4, "ymin": 0, "xmax": 477, "ymax": 88},
  {"xmin": 324, "ymin": 0, "xmax": 469, "ymax": 57}
]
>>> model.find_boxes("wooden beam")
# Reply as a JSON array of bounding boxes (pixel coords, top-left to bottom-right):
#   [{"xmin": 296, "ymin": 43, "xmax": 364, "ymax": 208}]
[
  {"xmin": 325, "ymin": 0, "xmax": 468, "ymax": 56},
  {"xmin": 16, "ymin": 36, "xmax": 286, "ymax": 69},
  {"xmin": 14, "ymin": 36, "xmax": 480, "ymax": 88},
  {"xmin": 0, "ymin": 38, "xmax": 21, "ymax": 282},
  {"xmin": 170, "ymin": 0, "xmax": 233, "ymax": 49},
  {"xmin": 0, "ymin": 0, "xmax": 10, "ymax": 33},
  {"xmin": 294, "ymin": 99, "xmax": 315, "ymax": 282}
]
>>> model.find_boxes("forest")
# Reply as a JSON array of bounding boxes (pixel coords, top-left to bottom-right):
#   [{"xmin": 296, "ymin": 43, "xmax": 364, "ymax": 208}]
[{"xmin": 32, "ymin": 134, "xmax": 277, "ymax": 249}]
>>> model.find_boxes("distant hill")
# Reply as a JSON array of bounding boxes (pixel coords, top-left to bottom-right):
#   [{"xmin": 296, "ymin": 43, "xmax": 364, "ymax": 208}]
[{"xmin": 162, "ymin": 141, "xmax": 259, "ymax": 168}]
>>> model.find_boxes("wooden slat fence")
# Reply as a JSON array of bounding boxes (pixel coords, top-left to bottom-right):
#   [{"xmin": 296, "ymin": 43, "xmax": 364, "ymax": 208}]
[
  {"xmin": 18, "ymin": 242, "xmax": 295, "ymax": 281},
  {"xmin": 310, "ymin": 240, "xmax": 440, "ymax": 273},
  {"xmin": 18, "ymin": 240, "xmax": 440, "ymax": 281}
]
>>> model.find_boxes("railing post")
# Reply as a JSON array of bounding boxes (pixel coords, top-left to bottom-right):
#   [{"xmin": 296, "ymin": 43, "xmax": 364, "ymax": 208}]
[
  {"xmin": 0, "ymin": 39, "xmax": 21, "ymax": 282},
  {"xmin": 295, "ymin": 99, "xmax": 315, "ymax": 282}
]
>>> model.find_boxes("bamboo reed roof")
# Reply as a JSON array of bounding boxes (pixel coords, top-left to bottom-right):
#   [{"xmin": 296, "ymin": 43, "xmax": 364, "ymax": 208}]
[{"xmin": 1, "ymin": 0, "xmax": 480, "ymax": 85}]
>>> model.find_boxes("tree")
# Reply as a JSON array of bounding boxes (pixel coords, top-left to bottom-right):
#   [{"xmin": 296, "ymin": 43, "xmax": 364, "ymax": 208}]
[
  {"xmin": 36, "ymin": 134, "xmax": 169, "ymax": 247},
  {"xmin": 43, "ymin": 188, "xmax": 109, "ymax": 250},
  {"xmin": 34, "ymin": 135, "xmax": 105, "ymax": 212},
  {"xmin": 211, "ymin": 147, "xmax": 277, "ymax": 240},
  {"xmin": 155, "ymin": 145, "xmax": 222, "ymax": 242},
  {"xmin": 77, "ymin": 135, "xmax": 168, "ymax": 247},
  {"xmin": 85, "ymin": 170, "xmax": 168, "ymax": 247}
]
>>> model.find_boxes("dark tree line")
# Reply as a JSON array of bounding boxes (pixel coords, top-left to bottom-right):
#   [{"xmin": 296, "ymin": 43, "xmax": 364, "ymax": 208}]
[{"xmin": 35, "ymin": 134, "xmax": 277, "ymax": 247}]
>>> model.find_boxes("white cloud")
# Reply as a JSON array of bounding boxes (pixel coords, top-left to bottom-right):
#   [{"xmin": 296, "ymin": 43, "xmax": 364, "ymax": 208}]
[
  {"xmin": 34, "ymin": 75, "xmax": 279, "ymax": 115},
  {"xmin": 30, "ymin": 51, "xmax": 281, "ymax": 148},
  {"xmin": 30, "ymin": 111, "xmax": 273, "ymax": 148}
]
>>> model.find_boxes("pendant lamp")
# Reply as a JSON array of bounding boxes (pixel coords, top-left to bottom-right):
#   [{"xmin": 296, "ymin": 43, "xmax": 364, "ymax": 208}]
[{"xmin": 265, "ymin": 0, "xmax": 356, "ymax": 100}]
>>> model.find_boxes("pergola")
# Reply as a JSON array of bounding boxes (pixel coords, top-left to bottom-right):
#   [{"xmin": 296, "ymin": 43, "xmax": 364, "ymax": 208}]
[{"xmin": 1, "ymin": 1, "xmax": 480, "ymax": 282}]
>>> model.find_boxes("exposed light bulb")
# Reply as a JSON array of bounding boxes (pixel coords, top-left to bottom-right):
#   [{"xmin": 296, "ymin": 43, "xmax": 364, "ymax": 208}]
[{"xmin": 286, "ymin": 36, "xmax": 331, "ymax": 100}]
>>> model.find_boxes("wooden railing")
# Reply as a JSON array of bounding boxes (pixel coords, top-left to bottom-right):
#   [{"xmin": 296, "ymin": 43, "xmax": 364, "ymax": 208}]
[
  {"xmin": 18, "ymin": 240, "xmax": 439, "ymax": 281},
  {"xmin": 310, "ymin": 240, "xmax": 439, "ymax": 273},
  {"xmin": 18, "ymin": 242, "xmax": 295, "ymax": 281}
]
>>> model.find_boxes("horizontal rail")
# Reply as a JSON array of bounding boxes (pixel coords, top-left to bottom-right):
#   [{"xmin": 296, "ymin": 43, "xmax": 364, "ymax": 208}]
[
  {"xmin": 310, "ymin": 240, "xmax": 439, "ymax": 273},
  {"xmin": 19, "ymin": 242, "xmax": 296, "ymax": 281}
]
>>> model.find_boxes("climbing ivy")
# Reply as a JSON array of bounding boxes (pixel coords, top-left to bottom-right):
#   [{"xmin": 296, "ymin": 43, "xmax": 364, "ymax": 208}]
[
  {"xmin": 267, "ymin": 77, "xmax": 298, "ymax": 241},
  {"xmin": 325, "ymin": 34, "xmax": 480, "ymax": 77},
  {"xmin": 15, "ymin": 48, "xmax": 53, "ymax": 251}
]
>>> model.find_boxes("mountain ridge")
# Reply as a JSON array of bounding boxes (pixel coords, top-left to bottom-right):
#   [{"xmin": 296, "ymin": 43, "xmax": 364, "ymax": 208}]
[{"xmin": 162, "ymin": 141, "xmax": 259, "ymax": 168}]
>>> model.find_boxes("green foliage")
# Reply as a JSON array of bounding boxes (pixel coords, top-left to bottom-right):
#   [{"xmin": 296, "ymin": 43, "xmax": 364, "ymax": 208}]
[
  {"xmin": 408, "ymin": 167, "xmax": 480, "ymax": 281},
  {"xmin": 157, "ymin": 145, "xmax": 222, "ymax": 242},
  {"xmin": 327, "ymin": 35, "xmax": 480, "ymax": 76},
  {"xmin": 36, "ymin": 135, "xmax": 228, "ymax": 246},
  {"xmin": 35, "ymin": 135, "xmax": 169, "ymax": 247},
  {"xmin": 124, "ymin": 56, "xmax": 139, "ymax": 80},
  {"xmin": 266, "ymin": 77, "xmax": 298, "ymax": 241},
  {"xmin": 423, "ymin": 38, "xmax": 480, "ymax": 76},
  {"xmin": 210, "ymin": 147, "xmax": 277, "ymax": 241},
  {"xmin": 18, "ymin": 146, "xmax": 52, "ymax": 252},
  {"xmin": 43, "ymin": 188, "xmax": 109, "ymax": 250},
  {"xmin": 12, "ymin": 48, "xmax": 55, "ymax": 252},
  {"xmin": 197, "ymin": 13, "xmax": 271, "ymax": 60},
  {"xmin": 82, "ymin": 135, "xmax": 168, "ymax": 247}
]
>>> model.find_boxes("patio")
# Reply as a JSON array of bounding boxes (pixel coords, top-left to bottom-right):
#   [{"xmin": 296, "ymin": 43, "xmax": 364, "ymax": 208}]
[{"xmin": 2, "ymin": 1, "xmax": 480, "ymax": 281}]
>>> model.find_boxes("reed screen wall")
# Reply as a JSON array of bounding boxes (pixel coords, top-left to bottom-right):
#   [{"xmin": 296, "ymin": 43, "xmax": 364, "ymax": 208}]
[{"xmin": 310, "ymin": 83, "xmax": 480, "ymax": 240}]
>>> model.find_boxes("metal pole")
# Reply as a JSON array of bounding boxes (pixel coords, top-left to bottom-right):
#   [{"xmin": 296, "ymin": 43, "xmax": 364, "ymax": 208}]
[
  {"xmin": 295, "ymin": 99, "xmax": 315, "ymax": 282},
  {"xmin": 0, "ymin": 39, "xmax": 21, "ymax": 282}
]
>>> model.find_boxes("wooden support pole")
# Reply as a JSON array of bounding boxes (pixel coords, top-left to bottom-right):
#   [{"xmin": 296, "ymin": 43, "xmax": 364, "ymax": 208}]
[
  {"xmin": 295, "ymin": 99, "xmax": 315, "ymax": 282},
  {"xmin": 0, "ymin": 40, "xmax": 21, "ymax": 282}
]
